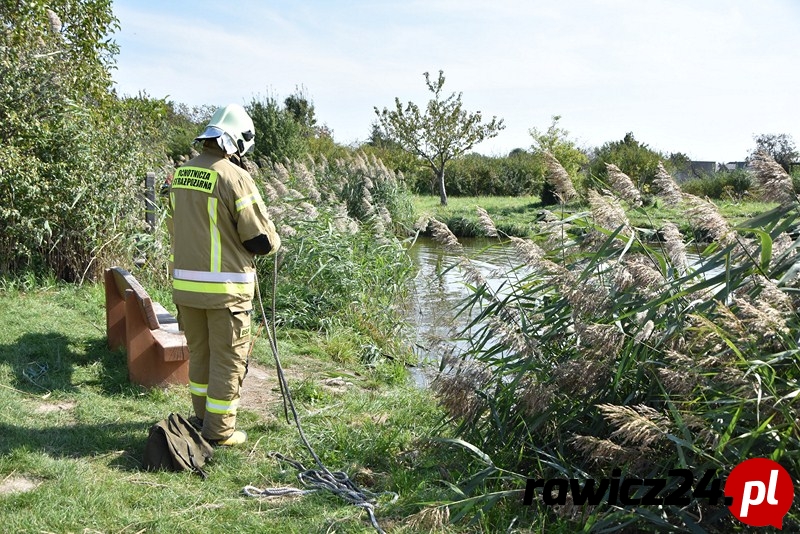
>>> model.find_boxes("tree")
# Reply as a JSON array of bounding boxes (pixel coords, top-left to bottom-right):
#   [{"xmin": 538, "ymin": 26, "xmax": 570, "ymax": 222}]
[
  {"xmin": 247, "ymin": 93, "xmax": 308, "ymax": 165},
  {"xmin": 374, "ymin": 70, "xmax": 504, "ymax": 205},
  {"xmin": 751, "ymin": 133, "xmax": 798, "ymax": 174},
  {"xmin": 589, "ymin": 132, "xmax": 662, "ymax": 190},
  {"xmin": 283, "ymin": 86, "xmax": 317, "ymax": 136}
]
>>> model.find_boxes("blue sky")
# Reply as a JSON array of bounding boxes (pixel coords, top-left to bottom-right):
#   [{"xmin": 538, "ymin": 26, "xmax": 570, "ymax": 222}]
[{"xmin": 111, "ymin": 0, "xmax": 800, "ymax": 163}]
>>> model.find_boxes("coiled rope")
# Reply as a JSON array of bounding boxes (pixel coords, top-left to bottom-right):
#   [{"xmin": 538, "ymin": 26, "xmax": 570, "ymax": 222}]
[{"xmin": 244, "ymin": 258, "xmax": 397, "ymax": 534}]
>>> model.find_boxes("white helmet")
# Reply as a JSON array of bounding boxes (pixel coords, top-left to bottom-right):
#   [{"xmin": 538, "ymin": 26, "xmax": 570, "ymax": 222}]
[{"xmin": 195, "ymin": 103, "xmax": 255, "ymax": 155}]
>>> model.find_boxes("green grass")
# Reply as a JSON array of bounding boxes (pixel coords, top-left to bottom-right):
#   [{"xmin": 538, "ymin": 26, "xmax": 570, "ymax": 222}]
[
  {"xmin": 412, "ymin": 194, "xmax": 781, "ymax": 239},
  {"xmin": 0, "ymin": 283, "xmax": 502, "ymax": 533},
  {"xmin": 412, "ymin": 194, "xmax": 545, "ymax": 237}
]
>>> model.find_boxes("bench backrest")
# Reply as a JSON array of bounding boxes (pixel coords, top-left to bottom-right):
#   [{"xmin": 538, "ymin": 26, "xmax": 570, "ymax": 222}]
[{"xmin": 108, "ymin": 267, "xmax": 161, "ymax": 330}]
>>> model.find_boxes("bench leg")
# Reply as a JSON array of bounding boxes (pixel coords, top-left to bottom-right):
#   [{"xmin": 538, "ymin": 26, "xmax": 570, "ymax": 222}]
[
  {"xmin": 105, "ymin": 269, "xmax": 126, "ymax": 351},
  {"xmin": 125, "ymin": 291, "xmax": 189, "ymax": 387}
]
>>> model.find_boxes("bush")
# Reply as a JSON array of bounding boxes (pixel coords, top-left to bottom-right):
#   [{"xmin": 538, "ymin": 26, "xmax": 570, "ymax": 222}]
[
  {"xmin": 444, "ymin": 152, "xmax": 543, "ymax": 197},
  {"xmin": 681, "ymin": 169, "xmax": 752, "ymax": 200},
  {"xmin": 0, "ymin": 2, "xmax": 167, "ymax": 281}
]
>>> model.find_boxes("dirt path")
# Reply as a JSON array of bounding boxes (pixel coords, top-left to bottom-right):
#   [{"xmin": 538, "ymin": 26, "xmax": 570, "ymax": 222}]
[{"xmin": 238, "ymin": 361, "xmax": 284, "ymax": 420}]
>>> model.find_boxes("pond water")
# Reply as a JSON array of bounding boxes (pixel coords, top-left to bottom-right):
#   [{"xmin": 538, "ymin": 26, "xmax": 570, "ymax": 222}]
[
  {"xmin": 401, "ymin": 237, "xmax": 723, "ymax": 387},
  {"xmin": 403, "ymin": 236, "xmax": 517, "ymax": 386}
]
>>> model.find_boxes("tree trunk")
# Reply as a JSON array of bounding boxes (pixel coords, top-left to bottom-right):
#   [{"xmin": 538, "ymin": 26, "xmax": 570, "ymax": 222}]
[{"xmin": 437, "ymin": 168, "xmax": 448, "ymax": 206}]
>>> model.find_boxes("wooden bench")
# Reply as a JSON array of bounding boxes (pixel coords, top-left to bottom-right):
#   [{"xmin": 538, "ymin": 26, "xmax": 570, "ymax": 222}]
[{"xmin": 104, "ymin": 267, "xmax": 189, "ymax": 387}]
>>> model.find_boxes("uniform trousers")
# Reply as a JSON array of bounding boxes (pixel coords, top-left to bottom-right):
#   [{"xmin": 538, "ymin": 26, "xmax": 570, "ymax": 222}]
[{"xmin": 177, "ymin": 305, "xmax": 251, "ymax": 441}]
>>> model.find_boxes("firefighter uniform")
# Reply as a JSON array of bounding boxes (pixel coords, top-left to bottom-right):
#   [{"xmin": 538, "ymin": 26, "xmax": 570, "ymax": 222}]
[{"xmin": 169, "ymin": 141, "xmax": 279, "ymax": 442}]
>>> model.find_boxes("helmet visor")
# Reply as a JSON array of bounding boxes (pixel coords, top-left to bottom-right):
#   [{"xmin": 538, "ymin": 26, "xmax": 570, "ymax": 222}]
[{"xmin": 194, "ymin": 126, "xmax": 225, "ymax": 141}]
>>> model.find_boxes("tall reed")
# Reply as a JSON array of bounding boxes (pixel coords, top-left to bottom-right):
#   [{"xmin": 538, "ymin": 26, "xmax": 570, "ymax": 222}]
[{"xmin": 432, "ymin": 153, "xmax": 800, "ymax": 532}]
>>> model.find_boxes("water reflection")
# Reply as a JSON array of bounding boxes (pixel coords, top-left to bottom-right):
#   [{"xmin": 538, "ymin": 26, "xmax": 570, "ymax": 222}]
[{"xmin": 404, "ymin": 236, "xmax": 516, "ymax": 386}]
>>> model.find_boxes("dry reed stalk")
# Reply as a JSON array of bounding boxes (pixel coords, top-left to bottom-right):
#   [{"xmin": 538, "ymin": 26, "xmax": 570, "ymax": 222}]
[
  {"xmin": 427, "ymin": 218, "xmax": 463, "ymax": 254},
  {"xmin": 519, "ymin": 379, "xmax": 555, "ymax": 416},
  {"xmin": 575, "ymin": 321, "xmax": 624, "ymax": 359},
  {"xmin": 476, "ymin": 206, "xmax": 498, "ymax": 237},
  {"xmin": 682, "ymin": 193, "xmax": 737, "ymax": 246},
  {"xmin": 732, "ymin": 294, "xmax": 789, "ymax": 338},
  {"xmin": 749, "ymin": 150, "xmax": 796, "ymax": 204},
  {"xmin": 587, "ymin": 189, "xmax": 632, "ymax": 236},
  {"xmin": 554, "ymin": 358, "xmax": 608, "ymax": 395},
  {"xmin": 661, "ymin": 222, "xmax": 688, "ymax": 275},
  {"xmin": 597, "ymin": 404, "xmax": 669, "ymax": 448},
  {"xmin": 740, "ymin": 274, "xmax": 793, "ymax": 311},
  {"xmin": 605, "ymin": 163, "xmax": 643, "ymax": 206},
  {"xmin": 433, "ymin": 360, "xmax": 491, "ymax": 422},
  {"xmin": 542, "ymin": 150, "xmax": 578, "ymax": 202},
  {"xmin": 624, "ymin": 255, "xmax": 666, "ymax": 297},
  {"xmin": 570, "ymin": 435, "xmax": 629, "ymax": 464},
  {"xmin": 652, "ymin": 162, "xmax": 682, "ymax": 206},
  {"xmin": 407, "ymin": 506, "xmax": 450, "ymax": 532}
]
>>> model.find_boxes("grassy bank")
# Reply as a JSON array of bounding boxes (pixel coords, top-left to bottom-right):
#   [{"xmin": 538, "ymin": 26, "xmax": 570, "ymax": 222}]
[
  {"xmin": 0, "ymin": 282, "xmax": 519, "ymax": 533},
  {"xmin": 411, "ymin": 194, "xmax": 780, "ymax": 239}
]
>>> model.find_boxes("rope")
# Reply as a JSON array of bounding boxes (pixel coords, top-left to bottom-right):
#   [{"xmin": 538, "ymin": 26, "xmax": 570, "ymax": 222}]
[{"xmin": 245, "ymin": 257, "xmax": 396, "ymax": 534}]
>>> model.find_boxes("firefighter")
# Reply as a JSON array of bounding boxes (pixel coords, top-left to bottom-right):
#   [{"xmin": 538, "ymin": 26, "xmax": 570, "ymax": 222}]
[{"xmin": 168, "ymin": 103, "xmax": 280, "ymax": 446}]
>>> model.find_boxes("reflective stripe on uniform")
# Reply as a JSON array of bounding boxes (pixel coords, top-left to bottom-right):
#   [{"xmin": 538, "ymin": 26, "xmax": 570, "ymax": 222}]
[
  {"xmin": 206, "ymin": 396, "xmax": 239, "ymax": 414},
  {"xmin": 173, "ymin": 279, "xmax": 253, "ymax": 294},
  {"xmin": 235, "ymin": 192, "xmax": 261, "ymax": 212},
  {"xmin": 174, "ymin": 269, "xmax": 255, "ymax": 283},
  {"xmin": 190, "ymin": 381, "xmax": 208, "ymax": 396},
  {"xmin": 208, "ymin": 197, "xmax": 221, "ymax": 272}
]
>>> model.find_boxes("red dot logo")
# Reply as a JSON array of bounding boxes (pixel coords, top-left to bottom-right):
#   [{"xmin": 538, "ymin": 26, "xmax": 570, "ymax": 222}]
[{"xmin": 724, "ymin": 458, "xmax": 794, "ymax": 529}]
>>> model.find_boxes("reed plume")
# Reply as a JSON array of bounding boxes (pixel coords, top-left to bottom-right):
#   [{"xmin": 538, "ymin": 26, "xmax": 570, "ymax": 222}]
[
  {"xmin": 597, "ymin": 404, "xmax": 669, "ymax": 448},
  {"xmin": 661, "ymin": 222, "xmax": 688, "ymax": 275},
  {"xmin": 682, "ymin": 193, "xmax": 737, "ymax": 246},
  {"xmin": 428, "ymin": 218, "xmax": 463, "ymax": 254},
  {"xmin": 476, "ymin": 206, "xmax": 498, "ymax": 237},
  {"xmin": 508, "ymin": 236, "xmax": 564, "ymax": 275},
  {"xmin": 407, "ymin": 506, "xmax": 449, "ymax": 532},
  {"xmin": 433, "ymin": 359, "xmax": 491, "ymax": 422},
  {"xmin": 652, "ymin": 162, "xmax": 683, "ymax": 206},
  {"xmin": 542, "ymin": 150, "xmax": 578, "ymax": 202},
  {"xmin": 749, "ymin": 150, "xmax": 796, "ymax": 204},
  {"xmin": 587, "ymin": 189, "xmax": 632, "ymax": 237},
  {"xmin": 571, "ymin": 434, "xmax": 628, "ymax": 464},
  {"xmin": 519, "ymin": 379, "xmax": 555, "ymax": 416},
  {"xmin": 605, "ymin": 163, "xmax": 643, "ymax": 206},
  {"xmin": 575, "ymin": 321, "xmax": 624, "ymax": 359}
]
